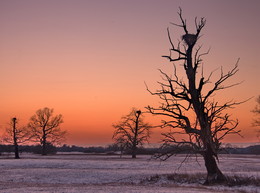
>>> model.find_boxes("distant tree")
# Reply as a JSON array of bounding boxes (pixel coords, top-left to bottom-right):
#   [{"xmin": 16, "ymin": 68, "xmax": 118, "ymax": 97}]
[
  {"xmin": 252, "ymin": 95, "xmax": 260, "ymax": 127},
  {"xmin": 147, "ymin": 9, "xmax": 243, "ymax": 184},
  {"xmin": 252, "ymin": 95, "xmax": 260, "ymax": 140},
  {"xmin": 28, "ymin": 107, "xmax": 66, "ymax": 155},
  {"xmin": 112, "ymin": 108, "xmax": 152, "ymax": 158},
  {"xmin": 3, "ymin": 117, "xmax": 31, "ymax": 159}
]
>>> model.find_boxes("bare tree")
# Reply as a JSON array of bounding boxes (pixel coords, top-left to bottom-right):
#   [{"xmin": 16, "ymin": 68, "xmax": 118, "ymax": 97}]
[
  {"xmin": 112, "ymin": 108, "xmax": 152, "ymax": 158},
  {"xmin": 252, "ymin": 95, "xmax": 260, "ymax": 140},
  {"xmin": 252, "ymin": 95, "xmax": 260, "ymax": 126},
  {"xmin": 147, "ymin": 9, "xmax": 243, "ymax": 184},
  {"xmin": 28, "ymin": 107, "xmax": 66, "ymax": 155},
  {"xmin": 3, "ymin": 117, "xmax": 31, "ymax": 159}
]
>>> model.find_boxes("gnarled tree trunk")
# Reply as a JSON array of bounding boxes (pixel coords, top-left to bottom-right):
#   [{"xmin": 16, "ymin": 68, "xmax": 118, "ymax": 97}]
[{"xmin": 203, "ymin": 147, "xmax": 226, "ymax": 184}]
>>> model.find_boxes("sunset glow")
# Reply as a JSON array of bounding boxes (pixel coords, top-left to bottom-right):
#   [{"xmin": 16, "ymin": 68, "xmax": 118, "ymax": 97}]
[{"xmin": 0, "ymin": 0, "xmax": 259, "ymax": 146}]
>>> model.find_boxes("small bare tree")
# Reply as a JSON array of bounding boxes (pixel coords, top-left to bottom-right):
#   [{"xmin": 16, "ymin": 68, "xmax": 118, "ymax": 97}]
[
  {"xmin": 28, "ymin": 107, "xmax": 66, "ymax": 155},
  {"xmin": 3, "ymin": 117, "xmax": 31, "ymax": 159},
  {"xmin": 112, "ymin": 108, "xmax": 152, "ymax": 158},
  {"xmin": 147, "ymin": 9, "xmax": 243, "ymax": 184},
  {"xmin": 252, "ymin": 95, "xmax": 260, "ymax": 140},
  {"xmin": 252, "ymin": 95, "xmax": 260, "ymax": 126}
]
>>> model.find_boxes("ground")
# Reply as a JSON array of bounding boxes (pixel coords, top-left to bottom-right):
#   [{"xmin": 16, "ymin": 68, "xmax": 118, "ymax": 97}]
[{"xmin": 0, "ymin": 153, "xmax": 259, "ymax": 193}]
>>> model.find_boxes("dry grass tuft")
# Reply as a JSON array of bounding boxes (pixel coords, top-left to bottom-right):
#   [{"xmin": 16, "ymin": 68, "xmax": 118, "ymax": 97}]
[
  {"xmin": 226, "ymin": 175, "xmax": 260, "ymax": 187},
  {"xmin": 142, "ymin": 173, "xmax": 260, "ymax": 187}
]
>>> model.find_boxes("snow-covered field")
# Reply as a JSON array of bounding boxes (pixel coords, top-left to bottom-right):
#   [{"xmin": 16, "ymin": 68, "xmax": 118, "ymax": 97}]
[{"xmin": 0, "ymin": 153, "xmax": 259, "ymax": 193}]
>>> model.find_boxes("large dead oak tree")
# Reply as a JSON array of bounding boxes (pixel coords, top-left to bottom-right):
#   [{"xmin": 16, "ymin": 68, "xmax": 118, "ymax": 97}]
[{"xmin": 147, "ymin": 9, "xmax": 242, "ymax": 184}]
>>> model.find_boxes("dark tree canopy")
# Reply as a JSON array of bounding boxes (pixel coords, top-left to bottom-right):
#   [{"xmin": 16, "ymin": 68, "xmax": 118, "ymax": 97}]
[
  {"xmin": 28, "ymin": 107, "xmax": 66, "ymax": 155},
  {"xmin": 147, "ymin": 8, "xmax": 242, "ymax": 184}
]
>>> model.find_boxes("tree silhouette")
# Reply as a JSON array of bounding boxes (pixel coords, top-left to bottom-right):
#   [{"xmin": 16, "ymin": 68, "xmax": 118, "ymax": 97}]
[
  {"xmin": 252, "ymin": 95, "xmax": 260, "ymax": 126},
  {"xmin": 28, "ymin": 107, "xmax": 66, "ymax": 155},
  {"xmin": 252, "ymin": 95, "xmax": 260, "ymax": 140},
  {"xmin": 3, "ymin": 117, "xmax": 31, "ymax": 159},
  {"xmin": 147, "ymin": 8, "xmax": 242, "ymax": 184},
  {"xmin": 112, "ymin": 108, "xmax": 152, "ymax": 158}
]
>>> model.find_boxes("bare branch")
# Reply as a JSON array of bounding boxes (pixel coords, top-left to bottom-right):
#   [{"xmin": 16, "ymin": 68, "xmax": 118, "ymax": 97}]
[
  {"xmin": 203, "ymin": 60, "xmax": 240, "ymax": 103},
  {"xmin": 170, "ymin": 7, "xmax": 189, "ymax": 34}
]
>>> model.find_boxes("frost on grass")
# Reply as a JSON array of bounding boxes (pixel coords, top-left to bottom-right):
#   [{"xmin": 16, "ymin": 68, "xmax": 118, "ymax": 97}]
[{"xmin": 0, "ymin": 154, "xmax": 259, "ymax": 193}]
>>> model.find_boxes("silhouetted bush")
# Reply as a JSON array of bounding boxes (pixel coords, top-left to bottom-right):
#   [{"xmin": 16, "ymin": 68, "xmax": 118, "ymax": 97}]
[
  {"xmin": 32, "ymin": 143, "xmax": 57, "ymax": 155},
  {"xmin": 222, "ymin": 145, "xmax": 260, "ymax": 155},
  {"xmin": 57, "ymin": 144, "xmax": 86, "ymax": 152},
  {"xmin": 83, "ymin": 146, "xmax": 106, "ymax": 153},
  {"xmin": 0, "ymin": 145, "xmax": 14, "ymax": 153}
]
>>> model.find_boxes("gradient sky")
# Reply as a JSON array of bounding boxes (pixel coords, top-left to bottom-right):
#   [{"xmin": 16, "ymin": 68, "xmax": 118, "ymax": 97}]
[{"xmin": 0, "ymin": 0, "xmax": 259, "ymax": 146}]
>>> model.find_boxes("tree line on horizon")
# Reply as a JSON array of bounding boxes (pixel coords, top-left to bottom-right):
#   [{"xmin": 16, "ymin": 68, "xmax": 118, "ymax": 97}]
[{"xmin": 1, "ymin": 140, "xmax": 260, "ymax": 155}]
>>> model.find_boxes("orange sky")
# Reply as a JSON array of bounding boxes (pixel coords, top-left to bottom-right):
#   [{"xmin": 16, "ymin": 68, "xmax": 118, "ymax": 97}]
[{"xmin": 0, "ymin": 0, "xmax": 259, "ymax": 146}]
